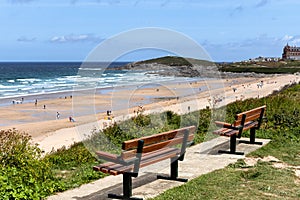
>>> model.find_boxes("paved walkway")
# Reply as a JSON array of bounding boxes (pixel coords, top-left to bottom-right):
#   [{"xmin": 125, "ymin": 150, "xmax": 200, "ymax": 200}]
[{"xmin": 47, "ymin": 137, "xmax": 270, "ymax": 200}]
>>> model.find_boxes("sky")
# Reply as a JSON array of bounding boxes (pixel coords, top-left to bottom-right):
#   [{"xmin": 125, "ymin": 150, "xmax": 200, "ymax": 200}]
[{"xmin": 1, "ymin": 0, "xmax": 300, "ymax": 62}]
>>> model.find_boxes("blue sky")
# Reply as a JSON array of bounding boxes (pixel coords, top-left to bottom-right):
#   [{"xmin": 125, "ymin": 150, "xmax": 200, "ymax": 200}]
[{"xmin": 1, "ymin": 0, "xmax": 300, "ymax": 62}]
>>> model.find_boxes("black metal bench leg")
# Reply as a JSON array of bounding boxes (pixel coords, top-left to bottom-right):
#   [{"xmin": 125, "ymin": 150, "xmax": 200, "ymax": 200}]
[
  {"xmin": 239, "ymin": 128, "xmax": 263, "ymax": 145},
  {"xmin": 108, "ymin": 173, "xmax": 143, "ymax": 200},
  {"xmin": 157, "ymin": 158, "xmax": 188, "ymax": 182},
  {"xmin": 218, "ymin": 134, "xmax": 244, "ymax": 155}
]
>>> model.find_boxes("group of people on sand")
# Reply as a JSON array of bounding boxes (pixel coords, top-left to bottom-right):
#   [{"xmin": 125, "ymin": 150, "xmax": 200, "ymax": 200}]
[
  {"xmin": 12, "ymin": 97, "xmax": 24, "ymax": 104},
  {"xmin": 12, "ymin": 97, "xmax": 76, "ymax": 122},
  {"xmin": 56, "ymin": 112, "xmax": 75, "ymax": 122},
  {"xmin": 56, "ymin": 111, "xmax": 75, "ymax": 122}
]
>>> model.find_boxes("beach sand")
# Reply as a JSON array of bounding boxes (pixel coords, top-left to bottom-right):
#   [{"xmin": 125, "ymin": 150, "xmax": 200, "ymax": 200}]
[{"xmin": 0, "ymin": 74, "xmax": 299, "ymax": 153}]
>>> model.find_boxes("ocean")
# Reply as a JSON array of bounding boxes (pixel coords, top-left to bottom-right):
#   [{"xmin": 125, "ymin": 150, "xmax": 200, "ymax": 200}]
[{"xmin": 0, "ymin": 62, "xmax": 196, "ymax": 105}]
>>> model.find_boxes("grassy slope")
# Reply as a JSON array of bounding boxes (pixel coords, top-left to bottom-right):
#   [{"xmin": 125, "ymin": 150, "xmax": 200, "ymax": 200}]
[
  {"xmin": 44, "ymin": 84, "xmax": 300, "ymax": 198},
  {"xmin": 219, "ymin": 60, "xmax": 300, "ymax": 74},
  {"xmin": 135, "ymin": 56, "xmax": 214, "ymax": 67},
  {"xmin": 152, "ymin": 84, "xmax": 300, "ymax": 200},
  {"xmin": 136, "ymin": 56, "xmax": 300, "ymax": 74}
]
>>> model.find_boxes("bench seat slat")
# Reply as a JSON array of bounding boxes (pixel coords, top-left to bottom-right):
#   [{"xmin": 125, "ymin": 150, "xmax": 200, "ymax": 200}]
[
  {"xmin": 235, "ymin": 105, "xmax": 266, "ymax": 120},
  {"xmin": 94, "ymin": 147, "xmax": 180, "ymax": 175},
  {"xmin": 94, "ymin": 161, "xmax": 133, "ymax": 175},
  {"xmin": 242, "ymin": 121, "xmax": 258, "ymax": 131},
  {"xmin": 122, "ymin": 126, "xmax": 196, "ymax": 150},
  {"xmin": 213, "ymin": 105, "xmax": 266, "ymax": 155},
  {"xmin": 93, "ymin": 126, "xmax": 196, "ymax": 199},
  {"xmin": 121, "ymin": 134, "xmax": 194, "ymax": 160},
  {"xmin": 234, "ymin": 113, "xmax": 262, "ymax": 126},
  {"xmin": 213, "ymin": 121, "xmax": 259, "ymax": 137},
  {"xmin": 95, "ymin": 151, "xmax": 119, "ymax": 161},
  {"xmin": 215, "ymin": 121, "xmax": 233, "ymax": 128},
  {"xmin": 213, "ymin": 128, "xmax": 237, "ymax": 137},
  {"xmin": 139, "ymin": 149, "xmax": 179, "ymax": 168}
]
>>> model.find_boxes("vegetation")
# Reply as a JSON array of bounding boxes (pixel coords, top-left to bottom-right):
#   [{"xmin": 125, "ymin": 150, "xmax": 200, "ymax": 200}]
[
  {"xmin": 151, "ymin": 83, "xmax": 300, "ymax": 200},
  {"xmin": 123, "ymin": 55, "xmax": 300, "ymax": 74},
  {"xmin": 218, "ymin": 60, "xmax": 300, "ymax": 74},
  {"xmin": 152, "ymin": 161, "xmax": 300, "ymax": 200},
  {"xmin": 135, "ymin": 56, "xmax": 214, "ymax": 67},
  {"xmin": 1, "ymin": 82, "xmax": 299, "ymax": 199},
  {"xmin": 131, "ymin": 55, "xmax": 300, "ymax": 74},
  {"xmin": 0, "ymin": 129, "xmax": 63, "ymax": 199}
]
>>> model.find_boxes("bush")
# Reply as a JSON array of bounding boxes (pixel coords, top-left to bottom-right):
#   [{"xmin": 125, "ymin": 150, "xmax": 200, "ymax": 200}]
[
  {"xmin": 0, "ymin": 129, "xmax": 63, "ymax": 199},
  {"xmin": 44, "ymin": 142, "xmax": 97, "ymax": 170}
]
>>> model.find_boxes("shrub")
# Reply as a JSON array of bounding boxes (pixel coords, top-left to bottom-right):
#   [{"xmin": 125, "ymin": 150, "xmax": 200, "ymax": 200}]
[{"xmin": 0, "ymin": 129, "xmax": 63, "ymax": 199}]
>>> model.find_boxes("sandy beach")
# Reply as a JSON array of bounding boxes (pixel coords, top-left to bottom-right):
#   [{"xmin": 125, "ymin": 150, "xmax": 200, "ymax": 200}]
[{"xmin": 0, "ymin": 74, "xmax": 299, "ymax": 153}]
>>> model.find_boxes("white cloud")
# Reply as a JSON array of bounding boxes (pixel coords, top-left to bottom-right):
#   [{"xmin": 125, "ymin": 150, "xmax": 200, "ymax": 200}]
[
  {"xmin": 201, "ymin": 34, "xmax": 294, "ymax": 61},
  {"xmin": 281, "ymin": 35, "xmax": 300, "ymax": 45},
  {"xmin": 50, "ymin": 34, "xmax": 103, "ymax": 43},
  {"xmin": 282, "ymin": 35, "xmax": 294, "ymax": 41}
]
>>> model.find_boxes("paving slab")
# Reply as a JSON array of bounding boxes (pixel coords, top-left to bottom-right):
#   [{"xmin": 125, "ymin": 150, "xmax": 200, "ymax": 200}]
[{"xmin": 47, "ymin": 137, "xmax": 270, "ymax": 200}]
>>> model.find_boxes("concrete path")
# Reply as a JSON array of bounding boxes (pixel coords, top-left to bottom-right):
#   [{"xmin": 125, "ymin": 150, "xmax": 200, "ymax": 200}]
[{"xmin": 47, "ymin": 137, "xmax": 270, "ymax": 200}]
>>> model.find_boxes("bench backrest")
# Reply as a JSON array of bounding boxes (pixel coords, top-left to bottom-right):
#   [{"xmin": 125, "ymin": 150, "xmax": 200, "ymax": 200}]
[
  {"xmin": 233, "ymin": 105, "xmax": 266, "ymax": 127},
  {"xmin": 121, "ymin": 126, "xmax": 196, "ymax": 160}
]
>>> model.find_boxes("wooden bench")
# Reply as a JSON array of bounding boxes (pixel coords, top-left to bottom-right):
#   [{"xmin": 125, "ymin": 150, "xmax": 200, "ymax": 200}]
[
  {"xmin": 93, "ymin": 126, "xmax": 196, "ymax": 200},
  {"xmin": 213, "ymin": 105, "xmax": 266, "ymax": 155}
]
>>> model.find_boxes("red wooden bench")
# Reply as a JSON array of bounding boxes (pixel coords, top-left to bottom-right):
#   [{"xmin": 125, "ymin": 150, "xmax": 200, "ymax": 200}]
[
  {"xmin": 213, "ymin": 105, "xmax": 266, "ymax": 155},
  {"xmin": 93, "ymin": 126, "xmax": 196, "ymax": 200}
]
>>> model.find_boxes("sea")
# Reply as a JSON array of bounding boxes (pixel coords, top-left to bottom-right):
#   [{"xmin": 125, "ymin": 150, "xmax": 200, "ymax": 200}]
[{"xmin": 0, "ymin": 62, "xmax": 199, "ymax": 106}]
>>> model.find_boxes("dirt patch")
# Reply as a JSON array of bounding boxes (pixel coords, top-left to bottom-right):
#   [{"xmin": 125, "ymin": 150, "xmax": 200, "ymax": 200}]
[
  {"xmin": 245, "ymin": 156, "xmax": 300, "ymax": 181},
  {"xmin": 244, "ymin": 156, "xmax": 280, "ymax": 167},
  {"xmin": 273, "ymin": 162, "xmax": 289, "ymax": 169},
  {"xmin": 294, "ymin": 170, "xmax": 300, "ymax": 185},
  {"xmin": 244, "ymin": 157, "xmax": 258, "ymax": 167},
  {"xmin": 262, "ymin": 192, "xmax": 279, "ymax": 198},
  {"xmin": 261, "ymin": 156, "xmax": 280, "ymax": 162}
]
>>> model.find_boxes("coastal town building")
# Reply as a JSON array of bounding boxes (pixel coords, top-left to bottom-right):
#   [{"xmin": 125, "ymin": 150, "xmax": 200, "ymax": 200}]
[
  {"xmin": 242, "ymin": 56, "xmax": 279, "ymax": 63},
  {"xmin": 282, "ymin": 44, "xmax": 300, "ymax": 60}
]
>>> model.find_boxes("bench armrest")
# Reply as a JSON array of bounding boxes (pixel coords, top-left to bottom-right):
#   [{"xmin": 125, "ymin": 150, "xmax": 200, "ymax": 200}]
[
  {"xmin": 95, "ymin": 150, "xmax": 120, "ymax": 162},
  {"xmin": 215, "ymin": 121, "xmax": 233, "ymax": 129},
  {"xmin": 95, "ymin": 150, "xmax": 136, "ymax": 165}
]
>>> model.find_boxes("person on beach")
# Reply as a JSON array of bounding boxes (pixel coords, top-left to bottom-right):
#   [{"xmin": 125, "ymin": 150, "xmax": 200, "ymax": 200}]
[
  {"xmin": 35, "ymin": 99, "xmax": 38, "ymax": 106},
  {"xmin": 43, "ymin": 105, "xmax": 46, "ymax": 109},
  {"xmin": 56, "ymin": 112, "xmax": 60, "ymax": 119},
  {"xmin": 69, "ymin": 116, "xmax": 75, "ymax": 122}
]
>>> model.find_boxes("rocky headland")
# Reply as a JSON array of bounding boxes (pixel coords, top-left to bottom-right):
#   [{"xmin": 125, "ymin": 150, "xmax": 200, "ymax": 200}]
[{"xmin": 115, "ymin": 56, "xmax": 271, "ymax": 78}]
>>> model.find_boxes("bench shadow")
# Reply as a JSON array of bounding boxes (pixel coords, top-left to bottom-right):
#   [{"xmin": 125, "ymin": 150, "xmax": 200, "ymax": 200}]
[
  {"xmin": 73, "ymin": 172, "xmax": 158, "ymax": 200},
  {"xmin": 196, "ymin": 140, "xmax": 230, "ymax": 155}
]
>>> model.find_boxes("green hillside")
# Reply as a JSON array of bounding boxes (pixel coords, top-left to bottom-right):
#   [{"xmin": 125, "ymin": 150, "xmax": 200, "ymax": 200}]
[
  {"xmin": 219, "ymin": 60, "xmax": 300, "ymax": 74},
  {"xmin": 134, "ymin": 56, "xmax": 300, "ymax": 74},
  {"xmin": 135, "ymin": 56, "xmax": 215, "ymax": 67}
]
